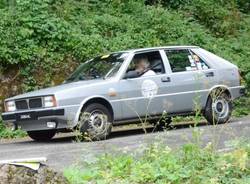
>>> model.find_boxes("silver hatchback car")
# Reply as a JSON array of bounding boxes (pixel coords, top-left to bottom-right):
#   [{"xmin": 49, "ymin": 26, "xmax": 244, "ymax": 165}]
[{"xmin": 2, "ymin": 46, "xmax": 245, "ymax": 141}]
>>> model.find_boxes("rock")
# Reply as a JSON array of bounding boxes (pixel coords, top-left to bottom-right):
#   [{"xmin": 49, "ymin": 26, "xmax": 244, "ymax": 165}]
[{"xmin": 0, "ymin": 164, "xmax": 69, "ymax": 184}]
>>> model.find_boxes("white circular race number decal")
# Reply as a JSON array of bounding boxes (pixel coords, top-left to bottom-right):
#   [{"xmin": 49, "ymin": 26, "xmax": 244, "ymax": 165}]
[{"xmin": 141, "ymin": 79, "xmax": 158, "ymax": 98}]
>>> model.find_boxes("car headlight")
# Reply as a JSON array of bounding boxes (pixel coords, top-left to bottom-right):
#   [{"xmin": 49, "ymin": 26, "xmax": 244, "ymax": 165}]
[
  {"xmin": 5, "ymin": 101, "xmax": 16, "ymax": 112},
  {"xmin": 44, "ymin": 96, "xmax": 57, "ymax": 108}
]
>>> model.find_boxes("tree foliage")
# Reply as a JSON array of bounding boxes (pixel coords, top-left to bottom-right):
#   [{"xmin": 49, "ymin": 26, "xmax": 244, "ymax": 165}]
[{"xmin": 0, "ymin": 0, "xmax": 249, "ymax": 91}]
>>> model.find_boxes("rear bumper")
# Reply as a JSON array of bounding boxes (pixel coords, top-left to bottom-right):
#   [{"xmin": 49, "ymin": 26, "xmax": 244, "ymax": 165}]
[
  {"xmin": 230, "ymin": 86, "xmax": 246, "ymax": 99},
  {"xmin": 239, "ymin": 87, "xmax": 246, "ymax": 96}
]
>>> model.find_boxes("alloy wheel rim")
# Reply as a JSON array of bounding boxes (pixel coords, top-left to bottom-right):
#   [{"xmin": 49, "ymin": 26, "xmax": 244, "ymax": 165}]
[
  {"xmin": 89, "ymin": 110, "xmax": 107, "ymax": 131},
  {"xmin": 212, "ymin": 97, "xmax": 229, "ymax": 120}
]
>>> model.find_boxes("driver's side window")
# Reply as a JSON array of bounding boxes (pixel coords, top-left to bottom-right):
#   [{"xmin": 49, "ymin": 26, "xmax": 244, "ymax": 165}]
[{"xmin": 126, "ymin": 51, "xmax": 165, "ymax": 78}]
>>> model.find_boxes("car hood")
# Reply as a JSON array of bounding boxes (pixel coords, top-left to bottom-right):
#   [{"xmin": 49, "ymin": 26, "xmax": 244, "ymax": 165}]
[{"xmin": 6, "ymin": 79, "xmax": 105, "ymax": 101}]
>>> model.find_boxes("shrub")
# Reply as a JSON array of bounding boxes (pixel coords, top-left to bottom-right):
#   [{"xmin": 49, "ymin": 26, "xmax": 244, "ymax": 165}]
[
  {"xmin": 145, "ymin": 0, "xmax": 191, "ymax": 9},
  {"xmin": 64, "ymin": 141, "xmax": 250, "ymax": 183},
  {"xmin": 236, "ymin": 0, "xmax": 250, "ymax": 13},
  {"xmin": 186, "ymin": 0, "xmax": 242, "ymax": 37},
  {"xmin": 0, "ymin": 120, "xmax": 26, "ymax": 139}
]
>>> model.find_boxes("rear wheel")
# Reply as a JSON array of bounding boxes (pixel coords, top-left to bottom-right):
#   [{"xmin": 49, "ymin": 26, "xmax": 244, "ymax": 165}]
[
  {"xmin": 204, "ymin": 92, "xmax": 232, "ymax": 124},
  {"xmin": 79, "ymin": 103, "xmax": 112, "ymax": 141},
  {"xmin": 27, "ymin": 130, "xmax": 56, "ymax": 141}
]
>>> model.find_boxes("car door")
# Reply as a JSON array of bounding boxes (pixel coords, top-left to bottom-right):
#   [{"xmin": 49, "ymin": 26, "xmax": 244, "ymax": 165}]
[
  {"xmin": 118, "ymin": 50, "xmax": 168, "ymax": 120},
  {"xmin": 161, "ymin": 48, "xmax": 216, "ymax": 113},
  {"xmin": 189, "ymin": 48, "xmax": 218, "ymax": 108}
]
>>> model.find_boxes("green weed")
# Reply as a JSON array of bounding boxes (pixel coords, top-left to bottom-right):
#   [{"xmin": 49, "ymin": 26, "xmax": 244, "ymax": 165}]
[
  {"xmin": 64, "ymin": 140, "xmax": 250, "ymax": 184},
  {"xmin": 0, "ymin": 119, "xmax": 26, "ymax": 139}
]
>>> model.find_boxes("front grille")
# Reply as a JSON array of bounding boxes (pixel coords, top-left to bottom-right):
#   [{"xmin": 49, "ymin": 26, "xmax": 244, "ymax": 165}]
[
  {"xmin": 15, "ymin": 98, "xmax": 43, "ymax": 110},
  {"xmin": 29, "ymin": 98, "xmax": 42, "ymax": 108},
  {"xmin": 16, "ymin": 100, "xmax": 28, "ymax": 110}
]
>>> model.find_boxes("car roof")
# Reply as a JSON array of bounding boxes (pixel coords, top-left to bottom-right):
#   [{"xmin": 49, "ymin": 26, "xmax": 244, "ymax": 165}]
[{"xmin": 119, "ymin": 45, "xmax": 199, "ymax": 53}]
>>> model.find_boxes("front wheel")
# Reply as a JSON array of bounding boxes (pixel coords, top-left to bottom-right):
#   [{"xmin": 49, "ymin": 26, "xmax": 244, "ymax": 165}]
[
  {"xmin": 27, "ymin": 130, "xmax": 56, "ymax": 141},
  {"xmin": 204, "ymin": 92, "xmax": 232, "ymax": 124},
  {"xmin": 79, "ymin": 103, "xmax": 112, "ymax": 141}
]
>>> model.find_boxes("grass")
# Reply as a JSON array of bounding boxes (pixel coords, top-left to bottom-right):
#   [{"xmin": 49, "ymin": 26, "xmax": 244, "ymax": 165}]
[
  {"xmin": 0, "ymin": 119, "xmax": 26, "ymax": 139},
  {"xmin": 64, "ymin": 139, "xmax": 250, "ymax": 184}
]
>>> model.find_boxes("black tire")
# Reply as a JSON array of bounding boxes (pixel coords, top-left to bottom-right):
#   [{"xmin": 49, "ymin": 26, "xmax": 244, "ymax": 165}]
[
  {"xmin": 27, "ymin": 130, "xmax": 56, "ymax": 141},
  {"xmin": 152, "ymin": 117, "xmax": 172, "ymax": 131},
  {"xmin": 204, "ymin": 92, "xmax": 232, "ymax": 124},
  {"xmin": 79, "ymin": 103, "xmax": 112, "ymax": 141}
]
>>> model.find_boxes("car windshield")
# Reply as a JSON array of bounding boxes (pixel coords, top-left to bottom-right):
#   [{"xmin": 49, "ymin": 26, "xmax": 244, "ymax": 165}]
[{"xmin": 65, "ymin": 52, "xmax": 128, "ymax": 83}]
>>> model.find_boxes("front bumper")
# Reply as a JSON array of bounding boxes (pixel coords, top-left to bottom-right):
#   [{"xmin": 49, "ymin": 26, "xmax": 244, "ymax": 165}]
[
  {"xmin": 2, "ymin": 109, "xmax": 64, "ymax": 122},
  {"xmin": 1, "ymin": 105, "xmax": 79, "ymax": 131}
]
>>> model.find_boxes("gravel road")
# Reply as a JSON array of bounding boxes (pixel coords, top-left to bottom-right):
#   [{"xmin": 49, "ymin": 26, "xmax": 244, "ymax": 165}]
[{"xmin": 0, "ymin": 116, "xmax": 250, "ymax": 171}]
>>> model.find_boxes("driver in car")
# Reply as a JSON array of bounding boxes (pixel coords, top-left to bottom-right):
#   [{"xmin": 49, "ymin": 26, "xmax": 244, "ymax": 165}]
[{"xmin": 135, "ymin": 56, "xmax": 156, "ymax": 77}]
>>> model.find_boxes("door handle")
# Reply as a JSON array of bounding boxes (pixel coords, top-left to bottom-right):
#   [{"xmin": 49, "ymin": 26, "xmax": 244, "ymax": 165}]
[
  {"xmin": 205, "ymin": 72, "xmax": 214, "ymax": 77},
  {"xmin": 161, "ymin": 76, "xmax": 171, "ymax": 82}
]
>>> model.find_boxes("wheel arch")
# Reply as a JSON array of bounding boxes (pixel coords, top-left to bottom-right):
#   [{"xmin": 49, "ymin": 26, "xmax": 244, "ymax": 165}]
[
  {"xmin": 74, "ymin": 96, "xmax": 114, "ymax": 126},
  {"xmin": 205, "ymin": 85, "xmax": 232, "ymax": 106}
]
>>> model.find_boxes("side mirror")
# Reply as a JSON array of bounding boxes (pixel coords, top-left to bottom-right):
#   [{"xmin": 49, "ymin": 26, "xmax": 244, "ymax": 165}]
[{"xmin": 124, "ymin": 71, "xmax": 140, "ymax": 79}]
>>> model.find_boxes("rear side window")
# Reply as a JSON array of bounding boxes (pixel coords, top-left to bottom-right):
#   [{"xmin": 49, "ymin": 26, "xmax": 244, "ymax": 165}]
[
  {"xmin": 165, "ymin": 49, "xmax": 194, "ymax": 72},
  {"xmin": 165, "ymin": 49, "xmax": 209, "ymax": 72},
  {"xmin": 190, "ymin": 51, "xmax": 209, "ymax": 70}
]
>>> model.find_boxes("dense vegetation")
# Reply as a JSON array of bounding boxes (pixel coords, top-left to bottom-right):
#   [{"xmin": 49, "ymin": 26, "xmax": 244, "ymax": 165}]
[
  {"xmin": 64, "ymin": 139, "xmax": 250, "ymax": 183},
  {"xmin": 0, "ymin": 0, "xmax": 249, "ymax": 89},
  {"xmin": 0, "ymin": 0, "xmax": 249, "ymax": 137}
]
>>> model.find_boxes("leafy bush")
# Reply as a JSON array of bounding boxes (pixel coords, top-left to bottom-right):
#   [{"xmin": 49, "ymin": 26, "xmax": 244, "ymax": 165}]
[
  {"xmin": 146, "ymin": 0, "xmax": 246, "ymax": 37},
  {"xmin": 186, "ymin": 0, "xmax": 241, "ymax": 36},
  {"xmin": 145, "ymin": 0, "xmax": 191, "ymax": 9},
  {"xmin": 236, "ymin": 0, "xmax": 250, "ymax": 13},
  {"xmin": 64, "ymin": 141, "xmax": 250, "ymax": 183},
  {"xmin": 233, "ymin": 93, "xmax": 250, "ymax": 117},
  {"xmin": 0, "ymin": 119, "xmax": 26, "ymax": 139}
]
